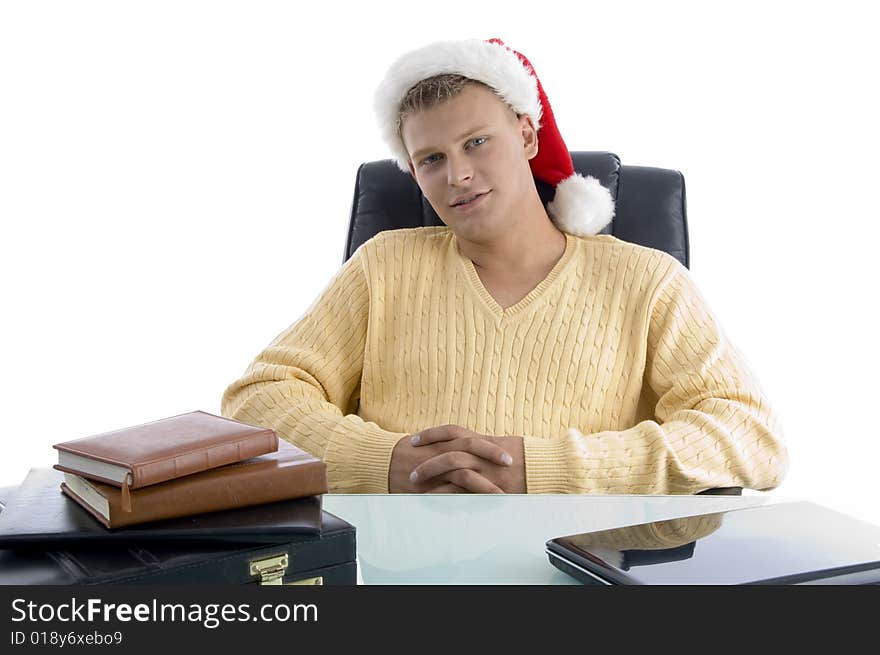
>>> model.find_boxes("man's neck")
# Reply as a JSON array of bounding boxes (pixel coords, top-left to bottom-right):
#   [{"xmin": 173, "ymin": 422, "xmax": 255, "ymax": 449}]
[{"xmin": 457, "ymin": 213, "xmax": 567, "ymax": 279}]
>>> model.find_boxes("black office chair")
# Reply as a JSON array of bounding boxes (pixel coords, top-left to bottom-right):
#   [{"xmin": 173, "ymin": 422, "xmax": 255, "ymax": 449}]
[
  {"xmin": 345, "ymin": 151, "xmax": 689, "ymax": 267},
  {"xmin": 343, "ymin": 151, "xmax": 740, "ymax": 497}
]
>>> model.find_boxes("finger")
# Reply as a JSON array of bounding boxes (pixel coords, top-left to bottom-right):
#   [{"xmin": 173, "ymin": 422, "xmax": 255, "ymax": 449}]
[
  {"xmin": 410, "ymin": 424, "xmax": 467, "ymax": 446},
  {"xmin": 425, "ymin": 483, "xmax": 468, "ymax": 494},
  {"xmin": 411, "ymin": 428, "xmax": 514, "ymax": 467},
  {"xmin": 449, "ymin": 437, "xmax": 514, "ymax": 467},
  {"xmin": 410, "ymin": 451, "xmax": 483, "ymax": 485},
  {"xmin": 411, "ymin": 453, "xmax": 506, "ymax": 493},
  {"xmin": 445, "ymin": 468, "xmax": 505, "ymax": 494}
]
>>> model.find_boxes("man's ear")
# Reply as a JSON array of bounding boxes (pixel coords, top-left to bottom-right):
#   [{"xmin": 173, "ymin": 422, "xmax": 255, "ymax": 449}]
[
  {"xmin": 519, "ymin": 115, "xmax": 539, "ymax": 160},
  {"xmin": 407, "ymin": 161, "xmax": 415, "ymax": 177}
]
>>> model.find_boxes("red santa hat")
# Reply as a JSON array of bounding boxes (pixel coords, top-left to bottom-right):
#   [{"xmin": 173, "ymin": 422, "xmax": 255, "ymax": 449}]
[{"xmin": 373, "ymin": 38, "xmax": 615, "ymax": 237}]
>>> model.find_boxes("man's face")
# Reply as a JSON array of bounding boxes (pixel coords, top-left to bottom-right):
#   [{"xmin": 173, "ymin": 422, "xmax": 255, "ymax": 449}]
[{"xmin": 400, "ymin": 84, "xmax": 539, "ymax": 243}]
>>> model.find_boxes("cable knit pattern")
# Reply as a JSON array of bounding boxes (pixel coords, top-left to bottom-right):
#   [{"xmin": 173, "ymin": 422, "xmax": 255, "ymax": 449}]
[{"xmin": 221, "ymin": 227, "xmax": 788, "ymax": 494}]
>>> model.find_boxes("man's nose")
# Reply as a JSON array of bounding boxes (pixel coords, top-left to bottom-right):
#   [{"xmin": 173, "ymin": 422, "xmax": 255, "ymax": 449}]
[{"xmin": 445, "ymin": 153, "xmax": 473, "ymax": 185}]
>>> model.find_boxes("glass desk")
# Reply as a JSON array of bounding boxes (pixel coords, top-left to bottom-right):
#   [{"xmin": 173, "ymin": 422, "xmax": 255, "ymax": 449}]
[{"xmin": 323, "ymin": 494, "xmax": 787, "ymax": 584}]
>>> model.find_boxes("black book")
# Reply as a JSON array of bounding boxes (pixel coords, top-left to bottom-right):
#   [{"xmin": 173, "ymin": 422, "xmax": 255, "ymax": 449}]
[
  {"xmin": 0, "ymin": 467, "xmax": 323, "ymax": 547},
  {"xmin": 0, "ymin": 469, "xmax": 356, "ymax": 586}
]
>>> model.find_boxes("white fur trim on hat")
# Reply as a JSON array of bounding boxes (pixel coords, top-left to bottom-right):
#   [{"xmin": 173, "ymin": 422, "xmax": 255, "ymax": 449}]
[
  {"xmin": 547, "ymin": 174, "xmax": 615, "ymax": 236},
  {"xmin": 374, "ymin": 39, "xmax": 543, "ymax": 173}
]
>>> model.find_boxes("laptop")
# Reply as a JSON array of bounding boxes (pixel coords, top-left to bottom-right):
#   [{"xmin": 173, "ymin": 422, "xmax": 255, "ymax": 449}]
[{"xmin": 546, "ymin": 501, "xmax": 880, "ymax": 585}]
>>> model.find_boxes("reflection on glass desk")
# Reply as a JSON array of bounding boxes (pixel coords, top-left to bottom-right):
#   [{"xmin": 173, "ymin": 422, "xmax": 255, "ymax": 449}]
[
  {"xmin": 322, "ymin": 494, "xmax": 783, "ymax": 584},
  {"xmin": 546, "ymin": 501, "xmax": 880, "ymax": 584}
]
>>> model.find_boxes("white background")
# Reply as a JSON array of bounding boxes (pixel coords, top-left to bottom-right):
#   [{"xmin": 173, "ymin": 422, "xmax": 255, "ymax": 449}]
[{"xmin": 2, "ymin": 1, "xmax": 877, "ymax": 524}]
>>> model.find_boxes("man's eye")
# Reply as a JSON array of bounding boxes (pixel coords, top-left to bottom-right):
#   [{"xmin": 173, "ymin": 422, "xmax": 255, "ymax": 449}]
[
  {"xmin": 421, "ymin": 154, "xmax": 441, "ymax": 166},
  {"xmin": 469, "ymin": 137, "xmax": 487, "ymax": 147}
]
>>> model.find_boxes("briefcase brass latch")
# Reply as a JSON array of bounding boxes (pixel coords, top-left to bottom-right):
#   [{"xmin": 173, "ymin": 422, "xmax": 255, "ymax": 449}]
[
  {"xmin": 288, "ymin": 576, "xmax": 323, "ymax": 585},
  {"xmin": 249, "ymin": 553, "xmax": 289, "ymax": 585}
]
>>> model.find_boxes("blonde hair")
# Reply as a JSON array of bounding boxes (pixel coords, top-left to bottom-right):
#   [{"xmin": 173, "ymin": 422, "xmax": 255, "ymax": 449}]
[{"xmin": 397, "ymin": 74, "xmax": 496, "ymax": 137}]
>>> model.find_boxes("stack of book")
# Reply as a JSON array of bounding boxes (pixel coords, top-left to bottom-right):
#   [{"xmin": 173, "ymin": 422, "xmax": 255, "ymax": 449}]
[{"xmin": 51, "ymin": 410, "xmax": 328, "ymax": 529}]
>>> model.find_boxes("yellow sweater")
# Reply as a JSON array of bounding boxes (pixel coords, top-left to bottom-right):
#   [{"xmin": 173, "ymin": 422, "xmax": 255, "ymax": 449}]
[{"xmin": 221, "ymin": 227, "xmax": 788, "ymax": 494}]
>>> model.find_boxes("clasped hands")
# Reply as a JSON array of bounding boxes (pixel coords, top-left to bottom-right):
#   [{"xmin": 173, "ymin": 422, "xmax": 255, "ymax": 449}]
[{"xmin": 389, "ymin": 424, "xmax": 526, "ymax": 494}]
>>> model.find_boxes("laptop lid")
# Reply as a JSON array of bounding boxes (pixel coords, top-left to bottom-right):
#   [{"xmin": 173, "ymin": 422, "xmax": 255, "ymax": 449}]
[{"xmin": 546, "ymin": 501, "xmax": 880, "ymax": 585}]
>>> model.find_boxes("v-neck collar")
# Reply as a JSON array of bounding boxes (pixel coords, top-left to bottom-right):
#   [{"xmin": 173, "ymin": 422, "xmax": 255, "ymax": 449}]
[{"xmin": 451, "ymin": 232, "xmax": 577, "ymax": 321}]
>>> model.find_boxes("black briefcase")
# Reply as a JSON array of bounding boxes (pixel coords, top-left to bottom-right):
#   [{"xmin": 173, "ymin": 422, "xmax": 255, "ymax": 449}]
[{"xmin": 0, "ymin": 484, "xmax": 357, "ymax": 586}]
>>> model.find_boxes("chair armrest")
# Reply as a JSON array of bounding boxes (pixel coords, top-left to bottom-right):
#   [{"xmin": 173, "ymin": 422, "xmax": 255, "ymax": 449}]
[{"xmin": 696, "ymin": 487, "xmax": 743, "ymax": 496}]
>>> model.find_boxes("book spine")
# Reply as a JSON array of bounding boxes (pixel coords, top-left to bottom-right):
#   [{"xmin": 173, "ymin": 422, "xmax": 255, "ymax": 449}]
[
  {"xmin": 106, "ymin": 461, "xmax": 327, "ymax": 528},
  {"xmin": 130, "ymin": 431, "xmax": 278, "ymax": 488}
]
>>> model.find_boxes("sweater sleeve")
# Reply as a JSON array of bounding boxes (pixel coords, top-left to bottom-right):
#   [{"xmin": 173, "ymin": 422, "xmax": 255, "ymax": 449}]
[
  {"xmin": 220, "ymin": 246, "xmax": 406, "ymax": 493},
  {"xmin": 523, "ymin": 263, "xmax": 790, "ymax": 495}
]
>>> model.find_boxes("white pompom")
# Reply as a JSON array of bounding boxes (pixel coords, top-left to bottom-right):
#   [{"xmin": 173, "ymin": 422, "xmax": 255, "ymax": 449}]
[{"xmin": 547, "ymin": 174, "xmax": 615, "ymax": 236}]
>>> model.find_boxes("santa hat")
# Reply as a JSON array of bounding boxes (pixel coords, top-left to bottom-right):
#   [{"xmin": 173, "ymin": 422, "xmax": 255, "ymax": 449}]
[{"xmin": 373, "ymin": 38, "xmax": 615, "ymax": 237}]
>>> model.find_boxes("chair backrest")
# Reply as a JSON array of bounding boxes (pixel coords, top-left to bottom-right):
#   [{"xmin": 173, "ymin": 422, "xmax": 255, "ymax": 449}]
[{"xmin": 344, "ymin": 151, "xmax": 690, "ymax": 268}]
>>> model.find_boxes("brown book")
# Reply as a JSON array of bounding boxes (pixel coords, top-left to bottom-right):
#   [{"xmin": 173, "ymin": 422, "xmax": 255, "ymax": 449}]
[
  {"xmin": 53, "ymin": 410, "xmax": 278, "ymax": 498},
  {"xmin": 59, "ymin": 440, "xmax": 328, "ymax": 529}
]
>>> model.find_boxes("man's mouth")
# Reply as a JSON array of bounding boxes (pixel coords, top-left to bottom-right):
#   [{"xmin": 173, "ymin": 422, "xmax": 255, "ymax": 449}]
[{"xmin": 450, "ymin": 191, "xmax": 490, "ymax": 207}]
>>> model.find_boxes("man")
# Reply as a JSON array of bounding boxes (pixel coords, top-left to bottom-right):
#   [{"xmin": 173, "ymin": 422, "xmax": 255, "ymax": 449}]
[{"xmin": 221, "ymin": 38, "xmax": 788, "ymax": 494}]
